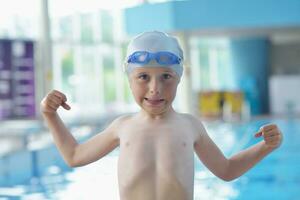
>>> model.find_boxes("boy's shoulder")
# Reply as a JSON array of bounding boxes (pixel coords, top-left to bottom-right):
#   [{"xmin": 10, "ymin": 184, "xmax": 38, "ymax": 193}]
[
  {"xmin": 111, "ymin": 113, "xmax": 135, "ymax": 125},
  {"xmin": 178, "ymin": 112, "xmax": 201, "ymax": 123},
  {"xmin": 111, "ymin": 112, "xmax": 153, "ymax": 127},
  {"xmin": 177, "ymin": 112, "xmax": 206, "ymax": 131},
  {"xmin": 104, "ymin": 114, "xmax": 134, "ymax": 134},
  {"xmin": 177, "ymin": 113, "xmax": 207, "ymax": 141}
]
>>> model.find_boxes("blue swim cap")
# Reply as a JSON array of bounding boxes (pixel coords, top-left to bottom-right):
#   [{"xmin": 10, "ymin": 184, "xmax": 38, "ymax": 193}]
[{"xmin": 124, "ymin": 31, "xmax": 184, "ymax": 77}]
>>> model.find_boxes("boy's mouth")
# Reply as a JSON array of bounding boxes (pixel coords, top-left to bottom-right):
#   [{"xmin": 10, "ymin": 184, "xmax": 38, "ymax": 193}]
[{"xmin": 144, "ymin": 97, "xmax": 165, "ymax": 106}]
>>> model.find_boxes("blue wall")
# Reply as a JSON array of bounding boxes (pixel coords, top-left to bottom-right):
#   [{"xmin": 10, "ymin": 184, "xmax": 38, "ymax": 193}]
[
  {"xmin": 229, "ymin": 37, "xmax": 270, "ymax": 114},
  {"xmin": 125, "ymin": 3, "xmax": 175, "ymax": 34},
  {"xmin": 125, "ymin": 0, "xmax": 300, "ymax": 35}
]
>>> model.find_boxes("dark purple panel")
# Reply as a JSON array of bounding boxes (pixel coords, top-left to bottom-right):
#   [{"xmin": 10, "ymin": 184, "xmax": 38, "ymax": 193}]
[
  {"xmin": 12, "ymin": 40, "xmax": 36, "ymax": 118},
  {"xmin": 0, "ymin": 40, "xmax": 36, "ymax": 119},
  {"xmin": 0, "ymin": 40, "xmax": 13, "ymax": 119}
]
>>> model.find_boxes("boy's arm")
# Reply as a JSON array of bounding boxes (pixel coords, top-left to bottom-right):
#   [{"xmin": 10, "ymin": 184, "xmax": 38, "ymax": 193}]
[
  {"xmin": 41, "ymin": 90, "xmax": 120, "ymax": 167},
  {"xmin": 193, "ymin": 117, "xmax": 282, "ymax": 181},
  {"xmin": 193, "ymin": 120, "xmax": 230, "ymax": 180},
  {"xmin": 225, "ymin": 124, "xmax": 282, "ymax": 180}
]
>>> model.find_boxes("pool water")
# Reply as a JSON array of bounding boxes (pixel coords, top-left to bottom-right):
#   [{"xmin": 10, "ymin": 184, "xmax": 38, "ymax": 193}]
[
  {"xmin": 194, "ymin": 118, "xmax": 300, "ymax": 200},
  {"xmin": 0, "ymin": 118, "xmax": 299, "ymax": 200}
]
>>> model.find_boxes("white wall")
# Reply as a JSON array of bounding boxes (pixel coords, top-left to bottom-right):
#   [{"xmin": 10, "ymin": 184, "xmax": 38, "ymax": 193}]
[{"xmin": 269, "ymin": 75, "xmax": 300, "ymax": 115}]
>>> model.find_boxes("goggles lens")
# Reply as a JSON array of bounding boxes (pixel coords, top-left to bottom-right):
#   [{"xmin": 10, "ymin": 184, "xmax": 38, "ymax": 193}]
[{"xmin": 127, "ymin": 51, "xmax": 181, "ymax": 65}]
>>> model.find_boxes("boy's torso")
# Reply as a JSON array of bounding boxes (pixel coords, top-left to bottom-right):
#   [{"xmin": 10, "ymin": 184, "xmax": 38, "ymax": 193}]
[{"xmin": 117, "ymin": 113, "xmax": 198, "ymax": 200}]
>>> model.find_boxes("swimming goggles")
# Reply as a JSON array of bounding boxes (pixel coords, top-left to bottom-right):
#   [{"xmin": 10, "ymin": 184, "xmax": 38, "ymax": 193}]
[{"xmin": 127, "ymin": 51, "xmax": 182, "ymax": 66}]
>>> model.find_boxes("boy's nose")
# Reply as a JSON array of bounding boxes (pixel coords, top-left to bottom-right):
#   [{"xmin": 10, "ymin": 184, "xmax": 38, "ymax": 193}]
[{"xmin": 149, "ymin": 78, "xmax": 161, "ymax": 95}]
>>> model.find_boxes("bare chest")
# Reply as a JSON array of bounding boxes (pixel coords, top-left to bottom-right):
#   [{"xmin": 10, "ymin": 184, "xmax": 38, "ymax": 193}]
[
  {"xmin": 119, "ymin": 125, "xmax": 194, "ymax": 162},
  {"xmin": 117, "ymin": 125, "xmax": 195, "ymax": 196}
]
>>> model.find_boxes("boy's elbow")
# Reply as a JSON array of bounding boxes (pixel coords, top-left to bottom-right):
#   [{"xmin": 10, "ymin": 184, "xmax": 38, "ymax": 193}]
[
  {"xmin": 219, "ymin": 174, "xmax": 236, "ymax": 182},
  {"xmin": 64, "ymin": 158, "xmax": 78, "ymax": 168},
  {"xmin": 65, "ymin": 145, "xmax": 85, "ymax": 168},
  {"xmin": 67, "ymin": 160, "xmax": 79, "ymax": 168},
  {"xmin": 218, "ymin": 160, "xmax": 237, "ymax": 182},
  {"xmin": 66, "ymin": 155, "xmax": 87, "ymax": 168},
  {"xmin": 213, "ymin": 171, "xmax": 236, "ymax": 182},
  {"xmin": 64, "ymin": 152, "xmax": 81, "ymax": 168}
]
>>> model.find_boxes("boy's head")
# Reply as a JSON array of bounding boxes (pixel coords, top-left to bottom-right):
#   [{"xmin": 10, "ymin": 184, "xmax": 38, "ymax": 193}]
[
  {"xmin": 124, "ymin": 31, "xmax": 184, "ymax": 78},
  {"xmin": 124, "ymin": 31, "xmax": 184, "ymax": 115}
]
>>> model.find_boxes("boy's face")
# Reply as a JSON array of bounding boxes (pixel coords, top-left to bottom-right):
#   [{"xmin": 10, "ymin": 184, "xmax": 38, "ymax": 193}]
[{"xmin": 128, "ymin": 67, "xmax": 180, "ymax": 115}]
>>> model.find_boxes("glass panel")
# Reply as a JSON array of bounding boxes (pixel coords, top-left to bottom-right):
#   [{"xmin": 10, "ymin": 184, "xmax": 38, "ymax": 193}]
[
  {"xmin": 193, "ymin": 38, "xmax": 231, "ymax": 91},
  {"xmin": 61, "ymin": 48, "xmax": 75, "ymax": 99},
  {"xmin": 103, "ymin": 55, "xmax": 116, "ymax": 103},
  {"xmin": 199, "ymin": 47, "xmax": 210, "ymax": 90},
  {"xmin": 58, "ymin": 16, "xmax": 73, "ymax": 41},
  {"xmin": 100, "ymin": 11, "xmax": 113, "ymax": 43},
  {"xmin": 80, "ymin": 13, "xmax": 94, "ymax": 43}
]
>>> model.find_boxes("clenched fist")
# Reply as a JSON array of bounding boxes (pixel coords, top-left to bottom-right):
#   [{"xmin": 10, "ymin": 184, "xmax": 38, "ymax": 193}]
[
  {"xmin": 40, "ymin": 90, "xmax": 71, "ymax": 115},
  {"xmin": 255, "ymin": 124, "xmax": 283, "ymax": 148}
]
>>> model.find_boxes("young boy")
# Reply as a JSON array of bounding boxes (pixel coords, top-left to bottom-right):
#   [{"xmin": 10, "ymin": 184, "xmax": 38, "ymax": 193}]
[{"xmin": 40, "ymin": 31, "xmax": 283, "ymax": 200}]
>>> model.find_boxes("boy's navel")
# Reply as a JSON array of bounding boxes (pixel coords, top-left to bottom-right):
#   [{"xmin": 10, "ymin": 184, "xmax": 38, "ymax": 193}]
[
  {"xmin": 125, "ymin": 141, "xmax": 130, "ymax": 147},
  {"xmin": 182, "ymin": 142, "xmax": 186, "ymax": 147}
]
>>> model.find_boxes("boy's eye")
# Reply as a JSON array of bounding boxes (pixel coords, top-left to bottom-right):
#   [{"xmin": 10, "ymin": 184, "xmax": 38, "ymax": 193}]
[
  {"xmin": 162, "ymin": 74, "xmax": 172, "ymax": 79},
  {"xmin": 138, "ymin": 74, "xmax": 149, "ymax": 80}
]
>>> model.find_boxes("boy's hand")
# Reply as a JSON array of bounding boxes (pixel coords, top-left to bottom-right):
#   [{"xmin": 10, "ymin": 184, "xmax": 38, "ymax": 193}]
[
  {"xmin": 254, "ymin": 124, "xmax": 283, "ymax": 148},
  {"xmin": 40, "ymin": 90, "xmax": 71, "ymax": 115}
]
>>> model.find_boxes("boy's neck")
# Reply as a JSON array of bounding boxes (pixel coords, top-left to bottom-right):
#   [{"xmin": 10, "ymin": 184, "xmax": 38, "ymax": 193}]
[{"xmin": 138, "ymin": 107, "xmax": 177, "ymax": 121}]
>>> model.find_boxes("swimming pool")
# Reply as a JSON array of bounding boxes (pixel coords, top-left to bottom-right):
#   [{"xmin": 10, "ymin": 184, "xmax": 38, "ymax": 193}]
[
  {"xmin": 194, "ymin": 118, "xmax": 300, "ymax": 200},
  {"xmin": 0, "ymin": 118, "xmax": 299, "ymax": 200}
]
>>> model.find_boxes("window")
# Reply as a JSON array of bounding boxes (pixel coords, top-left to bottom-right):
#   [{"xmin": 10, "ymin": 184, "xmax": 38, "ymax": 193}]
[
  {"xmin": 190, "ymin": 38, "xmax": 232, "ymax": 91},
  {"xmin": 50, "ymin": 2, "xmax": 134, "ymax": 116}
]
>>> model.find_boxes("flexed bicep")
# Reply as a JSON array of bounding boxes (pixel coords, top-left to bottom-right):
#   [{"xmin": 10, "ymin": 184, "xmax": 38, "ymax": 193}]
[{"xmin": 194, "ymin": 122, "xmax": 229, "ymax": 180}]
